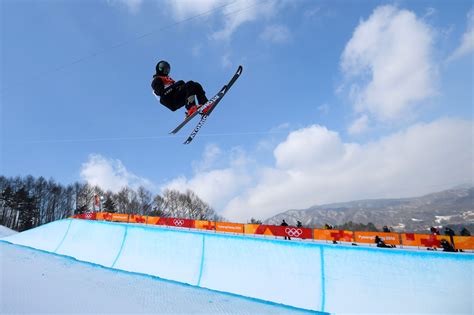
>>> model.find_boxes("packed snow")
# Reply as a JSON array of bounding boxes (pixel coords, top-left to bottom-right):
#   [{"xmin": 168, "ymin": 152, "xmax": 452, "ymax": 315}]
[
  {"xmin": 1, "ymin": 219, "xmax": 473, "ymax": 314},
  {"xmin": 0, "ymin": 225, "xmax": 17, "ymax": 238},
  {"xmin": 0, "ymin": 242, "xmax": 316, "ymax": 314}
]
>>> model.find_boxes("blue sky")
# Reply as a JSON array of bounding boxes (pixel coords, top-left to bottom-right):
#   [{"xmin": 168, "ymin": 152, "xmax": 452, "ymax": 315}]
[{"xmin": 1, "ymin": 0, "xmax": 473, "ymax": 222}]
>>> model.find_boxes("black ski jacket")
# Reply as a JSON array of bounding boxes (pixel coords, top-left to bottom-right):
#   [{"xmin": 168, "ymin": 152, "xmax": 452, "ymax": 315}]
[{"xmin": 151, "ymin": 75, "xmax": 185, "ymax": 110}]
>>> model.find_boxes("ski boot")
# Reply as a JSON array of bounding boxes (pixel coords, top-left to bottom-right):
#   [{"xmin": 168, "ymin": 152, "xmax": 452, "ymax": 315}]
[{"xmin": 185, "ymin": 105, "xmax": 198, "ymax": 118}]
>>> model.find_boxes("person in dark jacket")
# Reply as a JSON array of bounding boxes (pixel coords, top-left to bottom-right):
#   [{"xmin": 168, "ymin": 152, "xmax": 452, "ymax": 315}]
[
  {"xmin": 382, "ymin": 226, "xmax": 391, "ymax": 232},
  {"xmin": 151, "ymin": 60, "xmax": 210, "ymax": 117},
  {"xmin": 440, "ymin": 239, "xmax": 456, "ymax": 252},
  {"xmin": 281, "ymin": 220, "xmax": 291, "ymax": 240},
  {"xmin": 444, "ymin": 227, "xmax": 455, "ymax": 236},
  {"xmin": 375, "ymin": 235, "xmax": 395, "ymax": 248},
  {"xmin": 444, "ymin": 227, "xmax": 456, "ymax": 247},
  {"xmin": 296, "ymin": 221, "xmax": 303, "ymax": 227}
]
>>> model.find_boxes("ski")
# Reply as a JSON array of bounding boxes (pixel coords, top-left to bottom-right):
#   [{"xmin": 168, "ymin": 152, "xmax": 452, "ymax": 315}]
[
  {"xmin": 183, "ymin": 65, "xmax": 243, "ymax": 144},
  {"xmin": 169, "ymin": 104, "xmax": 205, "ymax": 134}
]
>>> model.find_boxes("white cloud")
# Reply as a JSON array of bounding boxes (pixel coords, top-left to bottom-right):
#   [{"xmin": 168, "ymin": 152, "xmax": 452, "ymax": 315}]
[
  {"xmin": 106, "ymin": 0, "xmax": 143, "ymax": 14},
  {"xmin": 80, "ymin": 154, "xmax": 153, "ymax": 193},
  {"xmin": 448, "ymin": 9, "xmax": 474, "ymax": 62},
  {"xmin": 164, "ymin": 0, "xmax": 226, "ymax": 20},
  {"xmin": 211, "ymin": 0, "xmax": 279, "ymax": 41},
  {"xmin": 260, "ymin": 25, "xmax": 291, "ymax": 43},
  {"xmin": 108, "ymin": 0, "xmax": 287, "ymax": 41},
  {"xmin": 221, "ymin": 118, "xmax": 473, "ymax": 221},
  {"xmin": 162, "ymin": 0, "xmax": 280, "ymax": 41},
  {"xmin": 192, "ymin": 143, "xmax": 222, "ymax": 173},
  {"xmin": 157, "ymin": 118, "xmax": 472, "ymax": 222},
  {"xmin": 348, "ymin": 115, "xmax": 370, "ymax": 135},
  {"xmin": 161, "ymin": 146, "xmax": 253, "ymax": 211},
  {"xmin": 341, "ymin": 5, "xmax": 437, "ymax": 121}
]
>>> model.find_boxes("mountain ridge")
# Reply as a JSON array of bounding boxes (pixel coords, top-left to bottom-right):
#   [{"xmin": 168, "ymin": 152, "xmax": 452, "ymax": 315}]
[{"xmin": 264, "ymin": 186, "xmax": 474, "ymax": 232}]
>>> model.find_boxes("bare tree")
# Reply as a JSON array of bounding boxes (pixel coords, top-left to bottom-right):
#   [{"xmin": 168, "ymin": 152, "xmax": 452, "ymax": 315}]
[
  {"xmin": 115, "ymin": 187, "xmax": 133, "ymax": 213},
  {"xmin": 137, "ymin": 186, "xmax": 152, "ymax": 216},
  {"xmin": 151, "ymin": 194, "xmax": 166, "ymax": 217},
  {"xmin": 0, "ymin": 175, "xmax": 224, "ymax": 230}
]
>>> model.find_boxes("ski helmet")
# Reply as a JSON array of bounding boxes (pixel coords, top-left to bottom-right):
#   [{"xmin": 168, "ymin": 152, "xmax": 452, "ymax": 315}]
[{"xmin": 156, "ymin": 60, "xmax": 170, "ymax": 76}]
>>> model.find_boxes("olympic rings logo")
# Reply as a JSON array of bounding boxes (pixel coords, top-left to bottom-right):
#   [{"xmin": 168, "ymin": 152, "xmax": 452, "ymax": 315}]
[
  {"xmin": 285, "ymin": 228, "xmax": 303, "ymax": 237},
  {"xmin": 84, "ymin": 213, "xmax": 92, "ymax": 219},
  {"xmin": 173, "ymin": 219, "xmax": 185, "ymax": 226}
]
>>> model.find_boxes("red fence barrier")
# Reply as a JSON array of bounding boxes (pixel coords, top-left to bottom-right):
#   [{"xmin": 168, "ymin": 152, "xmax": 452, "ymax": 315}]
[{"xmin": 254, "ymin": 225, "xmax": 312, "ymax": 239}]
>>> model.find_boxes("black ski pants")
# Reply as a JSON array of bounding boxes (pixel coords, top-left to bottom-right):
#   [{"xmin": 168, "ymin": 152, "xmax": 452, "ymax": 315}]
[{"xmin": 161, "ymin": 81, "xmax": 208, "ymax": 111}]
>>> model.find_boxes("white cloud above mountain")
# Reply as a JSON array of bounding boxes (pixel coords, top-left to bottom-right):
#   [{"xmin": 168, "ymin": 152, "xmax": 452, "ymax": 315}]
[{"xmin": 160, "ymin": 119, "xmax": 473, "ymax": 222}]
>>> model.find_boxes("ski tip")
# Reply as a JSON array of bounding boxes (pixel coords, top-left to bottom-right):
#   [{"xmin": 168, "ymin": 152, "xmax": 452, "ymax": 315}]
[{"xmin": 237, "ymin": 65, "xmax": 243, "ymax": 74}]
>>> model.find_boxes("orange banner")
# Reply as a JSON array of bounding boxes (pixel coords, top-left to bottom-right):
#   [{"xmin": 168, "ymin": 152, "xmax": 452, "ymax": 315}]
[
  {"xmin": 111, "ymin": 213, "xmax": 129, "ymax": 223},
  {"xmin": 452, "ymin": 236, "xmax": 474, "ymax": 250},
  {"xmin": 401, "ymin": 233, "xmax": 451, "ymax": 248},
  {"xmin": 215, "ymin": 222, "xmax": 244, "ymax": 234},
  {"xmin": 129, "ymin": 214, "xmax": 147, "ymax": 224},
  {"xmin": 96, "ymin": 212, "xmax": 116, "ymax": 221},
  {"xmin": 354, "ymin": 232, "xmax": 400, "ymax": 245},
  {"xmin": 194, "ymin": 220, "xmax": 215, "ymax": 230},
  {"xmin": 146, "ymin": 216, "xmax": 160, "ymax": 225},
  {"xmin": 313, "ymin": 229, "xmax": 354, "ymax": 242},
  {"xmin": 244, "ymin": 224, "xmax": 260, "ymax": 235}
]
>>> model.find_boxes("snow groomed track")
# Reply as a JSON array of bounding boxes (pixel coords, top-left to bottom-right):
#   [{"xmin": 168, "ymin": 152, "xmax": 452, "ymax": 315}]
[{"xmin": 1, "ymin": 219, "xmax": 473, "ymax": 314}]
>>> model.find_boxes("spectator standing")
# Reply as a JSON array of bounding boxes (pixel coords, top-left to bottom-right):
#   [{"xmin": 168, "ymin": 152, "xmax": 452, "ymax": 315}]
[
  {"xmin": 281, "ymin": 220, "xmax": 291, "ymax": 240},
  {"xmin": 444, "ymin": 227, "xmax": 456, "ymax": 250}
]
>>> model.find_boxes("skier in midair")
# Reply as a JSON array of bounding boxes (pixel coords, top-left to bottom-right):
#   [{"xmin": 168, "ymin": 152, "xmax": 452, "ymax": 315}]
[{"xmin": 151, "ymin": 60, "xmax": 210, "ymax": 117}]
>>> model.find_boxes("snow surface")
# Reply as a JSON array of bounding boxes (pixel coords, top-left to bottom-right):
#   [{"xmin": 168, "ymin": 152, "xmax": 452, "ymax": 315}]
[
  {"xmin": 1, "ymin": 219, "xmax": 473, "ymax": 314},
  {"xmin": 0, "ymin": 225, "xmax": 17, "ymax": 238},
  {"xmin": 0, "ymin": 242, "xmax": 315, "ymax": 314}
]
